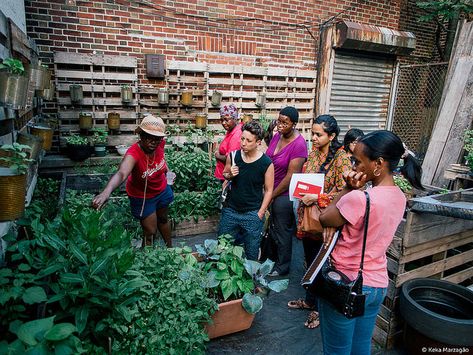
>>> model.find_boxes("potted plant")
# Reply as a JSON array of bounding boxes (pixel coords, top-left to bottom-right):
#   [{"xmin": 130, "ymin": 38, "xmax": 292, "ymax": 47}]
[
  {"xmin": 394, "ymin": 173, "xmax": 413, "ymax": 200},
  {"xmin": 91, "ymin": 128, "xmax": 108, "ymax": 157},
  {"xmin": 0, "ymin": 58, "xmax": 29, "ymax": 109},
  {"xmin": 64, "ymin": 134, "xmax": 93, "ymax": 162},
  {"xmin": 79, "ymin": 112, "xmax": 93, "ymax": 131},
  {"xmin": 0, "ymin": 143, "xmax": 33, "ymax": 221},
  {"xmin": 464, "ymin": 129, "xmax": 473, "ymax": 173},
  {"xmin": 188, "ymin": 236, "xmax": 288, "ymax": 338}
]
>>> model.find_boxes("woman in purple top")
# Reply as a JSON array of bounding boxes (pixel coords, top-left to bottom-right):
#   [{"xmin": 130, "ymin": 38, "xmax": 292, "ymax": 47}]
[{"xmin": 266, "ymin": 106, "xmax": 308, "ymax": 275}]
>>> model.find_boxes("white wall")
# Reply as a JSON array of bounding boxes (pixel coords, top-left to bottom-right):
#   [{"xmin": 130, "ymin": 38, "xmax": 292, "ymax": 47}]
[{"xmin": 0, "ymin": 0, "xmax": 26, "ymax": 33}]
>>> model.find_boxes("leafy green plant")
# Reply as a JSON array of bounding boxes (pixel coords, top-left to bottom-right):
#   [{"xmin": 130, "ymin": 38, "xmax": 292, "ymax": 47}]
[
  {"xmin": 257, "ymin": 112, "xmax": 271, "ymax": 132},
  {"xmin": 193, "ymin": 236, "xmax": 288, "ymax": 314},
  {"xmin": 91, "ymin": 127, "xmax": 108, "ymax": 145},
  {"xmin": 464, "ymin": 129, "xmax": 473, "ymax": 171},
  {"xmin": 0, "ymin": 317, "xmax": 84, "ymax": 354},
  {"xmin": 393, "ymin": 174, "xmax": 412, "ymax": 193},
  {"xmin": 65, "ymin": 134, "xmax": 89, "ymax": 146},
  {"xmin": 0, "ymin": 143, "xmax": 33, "ymax": 174},
  {"xmin": 0, "ymin": 58, "xmax": 25, "ymax": 75}
]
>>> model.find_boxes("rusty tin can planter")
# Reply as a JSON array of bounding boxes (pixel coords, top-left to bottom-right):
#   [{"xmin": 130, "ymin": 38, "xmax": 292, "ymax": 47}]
[
  {"xmin": 41, "ymin": 82, "xmax": 55, "ymax": 101},
  {"xmin": 0, "ymin": 72, "xmax": 29, "ymax": 109},
  {"xmin": 242, "ymin": 114, "xmax": 253, "ymax": 123},
  {"xmin": 69, "ymin": 84, "xmax": 83, "ymax": 104},
  {"xmin": 17, "ymin": 132, "xmax": 43, "ymax": 160},
  {"xmin": 255, "ymin": 92, "xmax": 266, "ymax": 108},
  {"xmin": 205, "ymin": 299, "xmax": 255, "ymax": 339},
  {"xmin": 181, "ymin": 90, "xmax": 193, "ymax": 106},
  {"xmin": 121, "ymin": 85, "xmax": 133, "ymax": 103},
  {"xmin": 108, "ymin": 112, "xmax": 121, "ymax": 130},
  {"xmin": 211, "ymin": 90, "xmax": 223, "ymax": 107},
  {"xmin": 79, "ymin": 112, "xmax": 93, "ymax": 130},
  {"xmin": 28, "ymin": 64, "xmax": 50, "ymax": 90},
  {"xmin": 0, "ymin": 168, "xmax": 27, "ymax": 221},
  {"xmin": 158, "ymin": 88, "xmax": 169, "ymax": 105},
  {"xmin": 195, "ymin": 113, "xmax": 208, "ymax": 129},
  {"xmin": 30, "ymin": 125, "xmax": 54, "ymax": 151}
]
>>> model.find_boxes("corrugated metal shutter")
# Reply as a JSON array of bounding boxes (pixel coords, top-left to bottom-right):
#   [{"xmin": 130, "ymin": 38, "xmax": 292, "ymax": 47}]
[{"xmin": 329, "ymin": 51, "xmax": 394, "ymax": 137}]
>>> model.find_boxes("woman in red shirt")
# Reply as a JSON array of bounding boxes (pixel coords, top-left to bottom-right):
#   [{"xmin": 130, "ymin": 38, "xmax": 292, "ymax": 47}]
[{"xmin": 92, "ymin": 115, "xmax": 174, "ymax": 247}]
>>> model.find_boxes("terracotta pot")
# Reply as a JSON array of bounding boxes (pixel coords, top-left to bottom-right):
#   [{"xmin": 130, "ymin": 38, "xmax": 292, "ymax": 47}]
[
  {"xmin": 0, "ymin": 168, "xmax": 27, "ymax": 221},
  {"xmin": 70, "ymin": 84, "xmax": 83, "ymax": 103},
  {"xmin": 30, "ymin": 125, "xmax": 54, "ymax": 151},
  {"xmin": 195, "ymin": 114, "xmax": 207, "ymax": 129},
  {"xmin": 181, "ymin": 90, "xmax": 193, "ymax": 106},
  {"xmin": 205, "ymin": 298, "xmax": 255, "ymax": 339},
  {"xmin": 108, "ymin": 112, "xmax": 120, "ymax": 130},
  {"xmin": 79, "ymin": 112, "xmax": 93, "ymax": 130}
]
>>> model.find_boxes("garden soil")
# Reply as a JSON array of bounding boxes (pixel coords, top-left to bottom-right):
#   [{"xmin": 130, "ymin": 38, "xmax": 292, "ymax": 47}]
[{"xmin": 177, "ymin": 233, "xmax": 407, "ymax": 355}]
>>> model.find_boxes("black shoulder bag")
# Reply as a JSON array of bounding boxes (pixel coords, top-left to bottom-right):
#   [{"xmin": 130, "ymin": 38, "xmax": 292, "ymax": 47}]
[{"xmin": 304, "ymin": 191, "xmax": 371, "ymax": 319}]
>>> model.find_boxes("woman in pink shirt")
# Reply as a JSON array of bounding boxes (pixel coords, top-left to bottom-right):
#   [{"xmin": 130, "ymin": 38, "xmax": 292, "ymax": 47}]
[
  {"xmin": 319, "ymin": 130, "xmax": 423, "ymax": 355},
  {"xmin": 214, "ymin": 104, "xmax": 243, "ymax": 181}
]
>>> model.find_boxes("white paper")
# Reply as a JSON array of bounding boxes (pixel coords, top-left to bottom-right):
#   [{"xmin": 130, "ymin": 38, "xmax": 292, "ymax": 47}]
[{"xmin": 289, "ymin": 173, "xmax": 325, "ymax": 202}]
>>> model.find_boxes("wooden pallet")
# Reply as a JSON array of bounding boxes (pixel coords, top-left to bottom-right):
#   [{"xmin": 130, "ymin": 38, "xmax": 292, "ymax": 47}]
[{"xmin": 373, "ymin": 210, "xmax": 473, "ymax": 349}]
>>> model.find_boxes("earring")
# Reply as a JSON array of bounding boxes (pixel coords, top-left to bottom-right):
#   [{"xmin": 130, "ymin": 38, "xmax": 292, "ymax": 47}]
[{"xmin": 373, "ymin": 167, "xmax": 381, "ymax": 177}]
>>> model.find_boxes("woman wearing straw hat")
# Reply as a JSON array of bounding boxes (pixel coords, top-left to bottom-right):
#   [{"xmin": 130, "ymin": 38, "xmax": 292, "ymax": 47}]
[{"xmin": 92, "ymin": 114, "xmax": 174, "ymax": 247}]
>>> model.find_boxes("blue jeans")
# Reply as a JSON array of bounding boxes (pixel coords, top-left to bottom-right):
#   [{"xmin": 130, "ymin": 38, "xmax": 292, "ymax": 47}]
[
  {"xmin": 319, "ymin": 285, "xmax": 387, "ymax": 355},
  {"xmin": 218, "ymin": 207, "xmax": 264, "ymax": 260}
]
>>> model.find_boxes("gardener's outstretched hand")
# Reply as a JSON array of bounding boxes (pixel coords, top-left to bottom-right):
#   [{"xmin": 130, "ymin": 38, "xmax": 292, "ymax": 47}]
[{"xmin": 92, "ymin": 192, "xmax": 110, "ymax": 210}]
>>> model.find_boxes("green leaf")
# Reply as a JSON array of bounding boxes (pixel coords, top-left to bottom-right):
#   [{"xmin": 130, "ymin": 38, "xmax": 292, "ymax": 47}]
[
  {"xmin": 69, "ymin": 243, "xmax": 88, "ymax": 265},
  {"xmin": 243, "ymin": 259, "xmax": 261, "ymax": 276},
  {"xmin": 242, "ymin": 293, "xmax": 263, "ymax": 314},
  {"xmin": 75, "ymin": 306, "xmax": 89, "ymax": 334},
  {"xmin": 53, "ymin": 342, "xmax": 74, "ymax": 355},
  {"xmin": 25, "ymin": 342, "xmax": 48, "ymax": 355},
  {"xmin": 44, "ymin": 323, "xmax": 76, "ymax": 341},
  {"xmin": 259, "ymin": 259, "xmax": 274, "ymax": 277},
  {"xmin": 220, "ymin": 279, "xmax": 235, "ymax": 300},
  {"xmin": 60, "ymin": 273, "xmax": 84, "ymax": 283},
  {"xmin": 17, "ymin": 316, "xmax": 55, "ymax": 346},
  {"xmin": 36, "ymin": 263, "xmax": 64, "ymax": 278},
  {"xmin": 268, "ymin": 279, "xmax": 289, "ymax": 293},
  {"xmin": 89, "ymin": 257, "xmax": 109, "ymax": 276},
  {"xmin": 18, "ymin": 263, "xmax": 31, "ymax": 272},
  {"xmin": 22, "ymin": 286, "xmax": 47, "ymax": 304}
]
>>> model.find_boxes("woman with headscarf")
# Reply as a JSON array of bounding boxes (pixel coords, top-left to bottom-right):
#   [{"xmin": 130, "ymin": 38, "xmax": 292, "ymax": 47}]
[
  {"xmin": 92, "ymin": 114, "xmax": 174, "ymax": 248},
  {"xmin": 214, "ymin": 104, "xmax": 243, "ymax": 181},
  {"xmin": 265, "ymin": 106, "xmax": 308, "ymax": 276}
]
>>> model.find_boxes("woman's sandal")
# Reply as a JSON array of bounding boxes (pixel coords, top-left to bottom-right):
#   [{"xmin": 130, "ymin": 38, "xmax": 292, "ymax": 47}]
[
  {"xmin": 287, "ymin": 299, "xmax": 315, "ymax": 310},
  {"xmin": 304, "ymin": 311, "xmax": 320, "ymax": 329}
]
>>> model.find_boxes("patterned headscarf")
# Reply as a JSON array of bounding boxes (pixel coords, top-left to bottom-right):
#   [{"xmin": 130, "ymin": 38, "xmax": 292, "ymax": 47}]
[{"xmin": 219, "ymin": 104, "xmax": 239, "ymax": 120}]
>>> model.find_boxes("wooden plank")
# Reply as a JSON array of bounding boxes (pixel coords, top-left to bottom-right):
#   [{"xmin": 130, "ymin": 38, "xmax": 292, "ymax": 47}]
[
  {"xmin": 443, "ymin": 265, "xmax": 473, "ymax": 284},
  {"xmin": 59, "ymin": 124, "xmax": 138, "ymax": 132},
  {"xmin": 402, "ymin": 211, "xmax": 473, "ymax": 247},
  {"xmin": 58, "ymin": 110, "xmax": 138, "ymax": 119},
  {"xmin": 207, "ymin": 77, "xmax": 315, "ymax": 88},
  {"xmin": 9, "ymin": 20, "xmax": 31, "ymax": 60},
  {"xmin": 168, "ymin": 61, "xmax": 208, "ymax": 72},
  {"xmin": 106, "ymin": 135, "xmax": 138, "ymax": 146},
  {"xmin": 55, "ymin": 69, "xmax": 136, "ymax": 81},
  {"xmin": 54, "ymin": 52, "xmax": 137, "ymax": 67},
  {"xmin": 167, "ymin": 75, "xmax": 207, "ymax": 84},
  {"xmin": 56, "ymin": 83, "xmax": 137, "ymax": 93},
  {"xmin": 395, "ymin": 248, "xmax": 473, "ymax": 286},
  {"xmin": 422, "ymin": 58, "xmax": 473, "ymax": 185},
  {"xmin": 204, "ymin": 90, "xmax": 314, "ymax": 100},
  {"xmin": 172, "ymin": 215, "xmax": 219, "ymax": 237},
  {"xmin": 57, "ymin": 97, "xmax": 138, "ymax": 106}
]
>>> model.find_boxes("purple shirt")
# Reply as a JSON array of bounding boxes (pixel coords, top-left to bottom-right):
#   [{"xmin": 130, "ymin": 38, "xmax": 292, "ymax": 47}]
[{"xmin": 267, "ymin": 132, "xmax": 308, "ymax": 195}]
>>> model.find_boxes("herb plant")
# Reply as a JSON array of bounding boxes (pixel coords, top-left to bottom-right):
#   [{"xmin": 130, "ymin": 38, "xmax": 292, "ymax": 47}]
[
  {"xmin": 0, "ymin": 58, "xmax": 25, "ymax": 75},
  {"xmin": 65, "ymin": 134, "xmax": 89, "ymax": 146},
  {"xmin": 91, "ymin": 128, "xmax": 108, "ymax": 145},
  {"xmin": 464, "ymin": 129, "xmax": 473, "ymax": 171},
  {"xmin": 393, "ymin": 174, "xmax": 413, "ymax": 193},
  {"xmin": 0, "ymin": 143, "xmax": 33, "ymax": 174}
]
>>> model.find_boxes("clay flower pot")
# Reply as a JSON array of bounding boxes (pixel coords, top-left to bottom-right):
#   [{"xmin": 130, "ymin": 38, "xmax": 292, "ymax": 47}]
[{"xmin": 205, "ymin": 298, "xmax": 255, "ymax": 339}]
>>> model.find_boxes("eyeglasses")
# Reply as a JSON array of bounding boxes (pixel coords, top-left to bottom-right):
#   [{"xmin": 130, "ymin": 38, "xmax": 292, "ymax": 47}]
[
  {"xmin": 276, "ymin": 119, "xmax": 291, "ymax": 128},
  {"xmin": 141, "ymin": 133, "xmax": 163, "ymax": 143}
]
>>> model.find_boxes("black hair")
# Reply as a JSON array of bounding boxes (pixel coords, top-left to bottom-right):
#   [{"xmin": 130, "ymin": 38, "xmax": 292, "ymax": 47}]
[
  {"xmin": 280, "ymin": 106, "xmax": 299, "ymax": 123},
  {"xmin": 242, "ymin": 120, "xmax": 264, "ymax": 141},
  {"xmin": 264, "ymin": 119, "xmax": 278, "ymax": 146},
  {"xmin": 314, "ymin": 114, "xmax": 343, "ymax": 173},
  {"xmin": 343, "ymin": 128, "xmax": 364, "ymax": 152},
  {"xmin": 359, "ymin": 130, "xmax": 423, "ymax": 190}
]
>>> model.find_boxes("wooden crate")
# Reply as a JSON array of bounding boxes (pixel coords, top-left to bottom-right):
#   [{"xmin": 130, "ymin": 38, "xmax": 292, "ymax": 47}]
[{"xmin": 373, "ymin": 209, "xmax": 473, "ymax": 349}]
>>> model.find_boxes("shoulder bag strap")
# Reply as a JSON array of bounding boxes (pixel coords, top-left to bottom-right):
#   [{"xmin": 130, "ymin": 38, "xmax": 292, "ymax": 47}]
[{"xmin": 358, "ymin": 191, "xmax": 371, "ymax": 272}]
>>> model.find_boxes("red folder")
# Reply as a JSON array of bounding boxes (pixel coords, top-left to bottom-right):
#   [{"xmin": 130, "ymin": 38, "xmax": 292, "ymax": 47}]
[{"xmin": 293, "ymin": 181, "xmax": 322, "ymax": 199}]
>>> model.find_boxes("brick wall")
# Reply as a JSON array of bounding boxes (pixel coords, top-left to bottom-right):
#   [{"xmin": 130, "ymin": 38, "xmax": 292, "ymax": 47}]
[{"xmin": 24, "ymin": 0, "xmax": 423, "ymax": 75}]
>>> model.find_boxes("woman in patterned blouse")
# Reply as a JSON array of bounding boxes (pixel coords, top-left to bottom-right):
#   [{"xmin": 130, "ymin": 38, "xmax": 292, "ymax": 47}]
[{"xmin": 287, "ymin": 114, "xmax": 351, "ymax": 329}]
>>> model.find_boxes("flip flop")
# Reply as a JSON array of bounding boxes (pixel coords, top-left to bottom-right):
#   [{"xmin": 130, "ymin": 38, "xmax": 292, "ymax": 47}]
[
  {"xmin": 287, "ymin": 299, "xmax": 315, "ymax": 310},
  {"xmin": 304, "ymin": 311, "xmax": 320, "ymax": 329}
]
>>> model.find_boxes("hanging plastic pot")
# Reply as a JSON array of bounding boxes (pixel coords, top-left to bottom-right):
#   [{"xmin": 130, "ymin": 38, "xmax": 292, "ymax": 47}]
[
  {"xmin": 211, "ymin": 90, "xmax": 222, "ymax": 107},
  {"xmin": 181, "ymin": 90, "xmax": 193, "ymax": 107},
  {"xmin": 195, "ymin": 113, "xmax": 208, "ymax": 129},
  {"xmin": 70, "ymin": 84, "xmax": 83, "ymax": 104},
  {"xmin": 121, "ymin": 85, "xmax": 133, "ymax": 103},
  {"xmin": 79, "ymin": 112, "xmax": 93, "ymax": 130},
  {"xmin": 255, "ymin": 92, "xmax": 266, "ymax": 108},
  {"xmin": 158, "ymin": 88, "xmax": 169, "ymax": 105},
  {"xmin": 108, "ymin": 112, "xmax": 121, "ymax": 130}
]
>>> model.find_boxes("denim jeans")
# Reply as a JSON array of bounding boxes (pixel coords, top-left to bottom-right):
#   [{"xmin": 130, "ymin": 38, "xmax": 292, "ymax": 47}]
[
  {"xmin": 319, "ymin": 285, "xmax": 387, "ymax": 355},
  {"xmin": 218, "ymin": 207, "xmax": 264, "ymax": 260}
]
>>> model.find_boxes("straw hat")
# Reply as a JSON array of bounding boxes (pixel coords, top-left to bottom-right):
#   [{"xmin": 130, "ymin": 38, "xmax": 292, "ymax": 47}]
[{"xmin": 136, "ymin": 114, "xmax": 166, "ymax": 137}]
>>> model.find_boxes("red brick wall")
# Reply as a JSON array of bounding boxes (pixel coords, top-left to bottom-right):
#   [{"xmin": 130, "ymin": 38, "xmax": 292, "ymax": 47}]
[{"xmin": 24, "ymin": 0, "xmax": 410, "ymax": 71}]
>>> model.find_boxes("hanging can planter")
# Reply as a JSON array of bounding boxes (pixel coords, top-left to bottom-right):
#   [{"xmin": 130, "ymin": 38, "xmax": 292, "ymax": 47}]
[
  {"xmin": 17, "ymin": 132, "xmax": 43, "ymax": 160},
  {"xmin": 41, "ymin": 82, "xmax": 55, "ymax": 101},
  {"xmin": 108, "ymin": 112, "xmax": 121, "ymax": 130},
  {"xmin": 195, "ymin": 113, "xmax": 208, "ymax": 129},
  {"xmin": 121, "ymin": 85, "xmax": 133, "ymax": 103},
  {"xmin": 255, "ymin": 92, "xmax": 266, "ymax": 108},
  {"xmin": 79, "ymin": 112, "xmax": 93, "ymax": 130},
  {"xmin": 70, "ymin": 84, "xmax": 83, "ymax": 104},
  {"xmin": 211, "ymin": 90, "xmax": 223, "ymax": 107},
  {"xmin": 0, "ymin": 168, "xmax": 27, "ymax": 221},
  {"xmin": 158, "ymin": 88, "xmax": 169, "ymax": 105},
  {"xmin": 30, "ymin": 125, "xmax": 54, "ymax": 151},
  {"xmin": 0, "ymin": 72, "xmax": 29, "ymax": 109},
  {"xmin": 181, "ymin": 90, "xmax": 193, "ymax": 107},
  {"xmin": 28, "ymin": 64, "xmax": 50, "ymax": 90}
]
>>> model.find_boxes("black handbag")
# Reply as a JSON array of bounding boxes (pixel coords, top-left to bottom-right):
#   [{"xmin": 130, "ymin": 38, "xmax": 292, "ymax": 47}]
[{"xmin": 305, "ymin": 191, "xmax": 371, "ymax": 319}]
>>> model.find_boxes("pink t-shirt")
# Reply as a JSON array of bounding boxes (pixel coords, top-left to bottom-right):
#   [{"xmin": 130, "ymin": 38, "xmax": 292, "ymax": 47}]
[
  {"xmin": 331, "ymin": 186, "xmax": 406, "ymax": 288},
  {"xmin": 214, "ymin": 123, "xmax": 243, "ymax": 181},
  {"xmin": 125, "ymin": 141, "xmax": 167, "ymax": 198}
]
